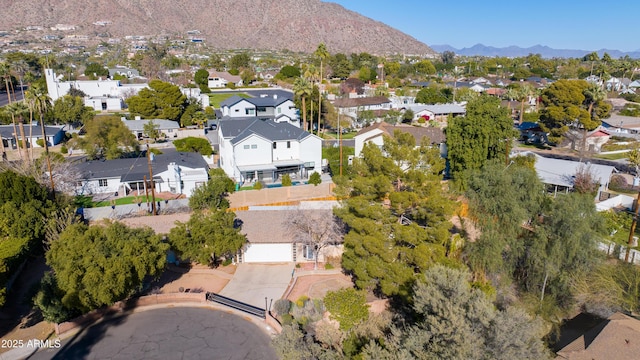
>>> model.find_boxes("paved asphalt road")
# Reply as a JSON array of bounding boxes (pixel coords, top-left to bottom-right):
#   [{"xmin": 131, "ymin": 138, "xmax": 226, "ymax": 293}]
[
  {"xmin": 29, "ymin": 307, "xmax": 278, "ymax": 360},
  {"xmin": 0, "ymin": 89, "xmax": 25, "ymax": 107}
]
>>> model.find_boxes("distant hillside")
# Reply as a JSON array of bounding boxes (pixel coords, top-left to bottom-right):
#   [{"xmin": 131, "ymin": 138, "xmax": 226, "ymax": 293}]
[
  {"xmin": 0, "ymin": 0, "xmax": 436, "ymax": 55},
  {"xmin": 431, "ymin": 44, "xmax": 640, "ymax": 59}
]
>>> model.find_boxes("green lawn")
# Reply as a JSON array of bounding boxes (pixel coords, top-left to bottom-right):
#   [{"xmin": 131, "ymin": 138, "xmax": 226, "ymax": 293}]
[
  {"xmin": 208, "ymin": 93, "xmax": 251, "ymax": 108},
  {"xmin": 93, "ymin": 196, "xmax": 154, "ymax": 207},
  {"xmin": 325, "ymin": 131, "xmax": 357, "ymax": 140},
  {"xmin": 595, "ymin": 152, "xmax": 629, "ymax": 160}
]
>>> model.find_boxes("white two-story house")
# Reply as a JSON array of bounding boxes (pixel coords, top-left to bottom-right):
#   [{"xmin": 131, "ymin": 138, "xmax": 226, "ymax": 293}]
[
  {"xmin": 220, "ymin": 94, "xmax": 299, "ymax": 127},
  {"xmin": 218, "ymin": 118, "xmax": 321, "ymax": 184}
]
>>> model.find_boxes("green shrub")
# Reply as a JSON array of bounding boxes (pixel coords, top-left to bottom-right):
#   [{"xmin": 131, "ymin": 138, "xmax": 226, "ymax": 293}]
[
  {"xmin": 36, "ymin": 139, "xmax": 45, "ymax": 147},
  {"xmin": 324, "ymin": 288, "xmax": 369, "ymax": 331},
  {"xmin": 173, "ymin": 137, "xmax": 213, "ymax": 155},
  {"xmin": 274, "ymin": 299, "xmax": 292, "ymax": 316},
  {"xmin": 221, "ymin": 258, "xmax": 232, "ymax": 266},
  {"xmin": 324, "ymin": 263, "xmax": 334, "ymax": 270},
  {"xmin": 281, "ymin": 313, "xmax": 293, "ymax": 325},
  {"xmin": 308, "ymin": 172, "xmax": 321, "ymax": 186},
  {"xmin": 417, "ymin": 117, "xmax": 426, "ymax": 124},
  {"xmin": 253, "ymin": 181, "xmax": 264, "ymax": 190},
  {"xmin": 296, "ymin": 295, "xmax": 309, "ymax": 308},
  {"xmin": 281, "ymin": 174, "xmax": 292, "ymax": 186},
  {"xmin": 60, "ymin": 145, "xmax": 68, "ymax": 154}
]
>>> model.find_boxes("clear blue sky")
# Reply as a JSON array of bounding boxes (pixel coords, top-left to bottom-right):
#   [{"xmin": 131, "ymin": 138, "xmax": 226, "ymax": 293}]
[{"xmin": 328, "ymin": 0, "xmax": 640, "ymax": 52}]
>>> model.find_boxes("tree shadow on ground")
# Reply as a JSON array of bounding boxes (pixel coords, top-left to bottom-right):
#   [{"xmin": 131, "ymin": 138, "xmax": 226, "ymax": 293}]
[
  {"xmin": 0, "ymin": 256, "xmax": 49, "ymax": 339},
  {"xmin": 49, "ymin": 311, "xmax": 131, "ymax": 360}
]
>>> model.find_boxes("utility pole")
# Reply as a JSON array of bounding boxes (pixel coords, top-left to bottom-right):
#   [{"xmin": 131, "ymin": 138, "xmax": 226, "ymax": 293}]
[
  {"xmin": 338, "ymin": 96, "xmax": 343, "ymax": 176},
  {"xmin": 147, "ymin": 144, "xmax": 157, "ymax": 215},
  {"xmin": 626, "ymin": 188, "xmax": 640, "ymax": 262}
]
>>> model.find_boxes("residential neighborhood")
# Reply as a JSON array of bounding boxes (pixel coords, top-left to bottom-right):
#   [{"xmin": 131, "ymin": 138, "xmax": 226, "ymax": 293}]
[{"xmin": 2, "ymin": 10, "xmax": 640, "ymax": 360}]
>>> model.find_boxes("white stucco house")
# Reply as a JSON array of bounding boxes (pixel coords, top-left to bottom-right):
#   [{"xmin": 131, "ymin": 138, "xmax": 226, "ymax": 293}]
[
  {"xmin": 72, "ymin": 149, "xmax": 209, "ymax": 197},
  {"xmin": 121, "ymin": 118, "xmax": 181, "ymax": 139},
  {"xmin": 45, "ymin": 68, "xmax": 148, "ymax": 111},
  {"xmin": 219, "ymin": 94, "xmax": 299, "ymax": 126},
  {"xmin": 354, "ymin": 122, "xmax": 446, "ymax": 158},
  {"xmin": 0, "ymin": 124, "xmax": 66, "ymax": 149},
  {"xmin": 331, "ymin": 96, "xmax": 392, "ymax": 120},
  {"xmin": 236, "ymin": 209, "xmax": 342, "ymax": 263},
  {"xmin": 514, "ymin": 151, "xmax": 614, "ymax": 199},
  {"xmin": 208, "ymin": 71, "xmax": 243, "ymax": 88},
  {"xmin": 217, "ymin": 118, "xmax": 321, "ymax": 184}
]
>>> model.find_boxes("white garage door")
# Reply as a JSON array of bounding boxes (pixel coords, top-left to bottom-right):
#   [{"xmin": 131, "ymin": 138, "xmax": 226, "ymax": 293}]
[{"xmin": 243, "ymin": 243, "xmax": 293, "ymax": 263}]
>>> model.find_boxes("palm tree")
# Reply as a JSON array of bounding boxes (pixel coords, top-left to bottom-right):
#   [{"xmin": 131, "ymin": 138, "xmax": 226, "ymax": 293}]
[
  {"xmin": 29, "ymin": 84, "xmax": 56, "ymax": 193},
  {"xmin": 580, "ymin": 83, "xmax": 607, "ymax": 158},
  {"xmin": 0, "ymin": 61, "xmax": 12, "ymax": 104},
  {"xmin": 516, "ymin": 83, "xmax": 534, "ymax": 125},
  {"xmin": 11, "ymin": 60, "xmax": 28, "ymax": 100},
  {"xmin": 6, "ymin": 102, "xmax": 29, "ymax": 162},
  {"xmin": 293, "ymin": 77, "xmax": 312, "ymax": 131},
  {"xmin": 314, "ymin": 43, "xmax": 330, "ymax": 135}
]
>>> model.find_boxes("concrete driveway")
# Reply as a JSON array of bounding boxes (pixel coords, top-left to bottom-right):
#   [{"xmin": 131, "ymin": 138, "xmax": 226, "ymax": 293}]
[{"xmin": 220, "ymin": 263, "xmax": 294, "ymax": 309}]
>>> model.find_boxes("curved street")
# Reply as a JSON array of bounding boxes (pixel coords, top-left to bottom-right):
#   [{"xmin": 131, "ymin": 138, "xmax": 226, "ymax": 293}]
[{"xmin": 29, "ymin": 307, "xmax": 277, "ymax": 360}]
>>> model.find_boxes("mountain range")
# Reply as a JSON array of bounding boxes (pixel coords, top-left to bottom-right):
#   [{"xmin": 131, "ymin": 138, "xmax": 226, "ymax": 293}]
[
  {"xmin": 0, "ymin": 0, "xmax": 436, "ymax": 55},
  {"xmin": 431, "ymin": 44, "xmax": 640, "ymax": 59}
]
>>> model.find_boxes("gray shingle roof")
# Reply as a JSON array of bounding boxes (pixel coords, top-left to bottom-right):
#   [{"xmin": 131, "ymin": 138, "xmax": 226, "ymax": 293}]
[
  {"xmin": 219, "ymin": 118, "xmax": 312, "ymax": 144},
  {"xmin": 74, "ymin": 148, "xmax": 209, "ymax": 181},
  {"xmin": 0, "ymin": 125, "xmax": 63, "ymax": 138},
  {"xmin": 219, "ymin": 94, "xmax": 290, "ymax": 108},
  {"xmin": 219, "ymin": 95, "xmax": 251, "ymax": 108}
]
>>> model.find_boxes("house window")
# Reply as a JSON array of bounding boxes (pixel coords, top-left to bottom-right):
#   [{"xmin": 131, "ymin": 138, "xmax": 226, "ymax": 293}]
[
  {"xmin": 273, "ymin": 142, "xmax": 277, "ymax": 149},
  {"xmin": 245, "ymin": 108, "xmax": 255, "ymax": 115},
  {"xmin": 287, "ymin": 141, "xmax": 291, "ymax": 148},
  {"xmin": 98, "ymin": 179, "xmax": 108, "ymax": 187},
  {"xmin": 167, "ymin": 129, "xmax": 173, "ymax": 133},
  {"xmin": 277, "ymin": 107, "xmax": 281, "ymax": 114},
  {"xmin": 234, "ymin": 109, "xmax": 239, "ymax": 112},
  {"xmin": 303, "ymin": 244, "xmax": 314, "ymax": 260},
  {"xmin": 251, "ymin": 144, "xmax": 257, "ymax": 149},
  {"xmin": 244, "ymin": 145, "xmax": 250, "ymax": 149},
  {"xmin": 257, "ymin": 106, "xmax": 267, "ymax": 112}
]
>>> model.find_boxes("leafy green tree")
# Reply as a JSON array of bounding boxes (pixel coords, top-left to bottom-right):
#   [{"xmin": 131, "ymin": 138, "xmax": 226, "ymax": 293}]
[
  {"xmin": 335, "ymin": 132, "xmax": 455, "ymax": 298},
  {"xmin": 72, "ymin": 116, "xmax": 138, "ymax": 159},
  {"xmin": 46, "ymin": 222, "xmax": 168, "ymax": 312},
  {"xmin": 414, "ymin": 60, "xmax": 436, "ymax": 75},
  {"xmin": 324, "ymin": 288, "xmax": 369, "ymax": 331},
  {"xmin": 168, "ymin": 210, "xmax": 245, "ymax": 266},
  {"xmin": 143, "ymin": 120, "xmax": 161, "ymax": 141},
  {"xmin": 539, "ymin": 79, "xmax": 611, "ymax": 144},
  {"xmin": 415, "ymin": 84, "xmax": 452, "ymax": 104},
  {"xmin": 34, "ymin": 272, "xmax": 79, "ymax": 323},
  {"xmin": 329, "ymin": 53, "xmax": 352, "ymax": 79},
  {"xmin": 466, "ymin": 159, "xmax": 605, "ymax": 310},
  {"xmin": 194, "ymin": 68, "xmax": 209, "ymax": 92},
  {"xmin": 173, "ymin": 136, "xmax": 213, "ymax": 155},
  {"xmin": 308, "ymin": 172, "xmax": 321, "ymax": 186},
  {"xmin": 272, "ymin": 325, "xmax": 324, "ymax": 360},
  {"xmin": 441, "ymin": 51, "xmax": 456, "ymax": 64},
  {"xmin": 369, "ymin": 266, "xmax": 551, "ymax": 360},
  {"xmin": 126, "ymin": 79, "xmax": 187, "ymax": 122},
  {"xmin": 188, "ymin": 168, "xmax": 235, "ymax": 211},
  {"xmin": 445, "ymin": 95, "xmax": 518, "ymax": 180},
  {"xmin": 53, "ymin": 95, "xmax": 95, "ymax": 125},
  {"xmin": 228, "ymin": 53, "xmax": 251, "ymax": 71},
  {"xmin": 276, "ymin": 65, "xmax": 301, "ymax": 80},
  {"xmin": 84, "ymin": 63, "xmax": 108, "ymax": 78}
]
